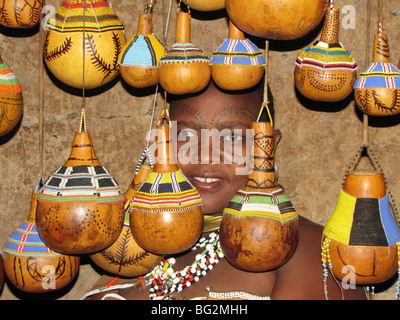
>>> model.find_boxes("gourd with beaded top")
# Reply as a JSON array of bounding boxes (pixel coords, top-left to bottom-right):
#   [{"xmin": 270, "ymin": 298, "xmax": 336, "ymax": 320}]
[
  {"xmin": 3, "ymin": 179, "xmax": 80, "ymax": 293},
  {"xmin": 322, "ymin": 150, "xmax": 400, "ymax": 288},
  {"xmin": 43, "ymin": 0, "xmax": 126, "ymax": 90},
  {"xmin": 353, "ymin": 23, "xmax": 400, "ymax": 116},
  {"xmin": 210, "ymin": 20, "xmax": 265, "ymax": 91},
  {"xmin": 294, "ymin": 7, "xmax": 357, "ymax": 102},
  {"xmin": 36, "ymin": 125, "xmax": 125, "ymax": 255},
  {"xmin": 130, "ymin": 123, "xmax": 204, "ymax": 255},
  {"xmin": 220, "ymin": 119, "xmax": 299, "ymax": 272},
  {"xmin": 118, "ymin": 13, "xmax": 166, "ymax": 88},
  {"xmin": 158, "ymin": 11, "xmax": 211, "ymax": 95},
  {"xmin": 225, "ymin": 0, "xmax": 326, "ymax": 40},
  {"xmin": 0, "ymin": 54, "xmax": 23, "ymax": 137}
]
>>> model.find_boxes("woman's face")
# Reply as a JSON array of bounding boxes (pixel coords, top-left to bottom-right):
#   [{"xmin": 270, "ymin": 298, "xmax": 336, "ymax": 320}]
[{"xmin": 170, "ymin": 82, "xmax": 269, "ymax": 214}]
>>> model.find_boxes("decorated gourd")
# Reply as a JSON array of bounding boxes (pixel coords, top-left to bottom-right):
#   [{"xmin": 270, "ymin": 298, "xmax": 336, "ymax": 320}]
[
  {"xmin": 90, "ymin": 163, "xmax": 163, "ymax": 277},
  {"xmin": 210, "ymin": 20, "xmax": 265, "ymax": 91},
  {"xmin": 354, "ymin": 28, "xmax": 400, "ymax": 116},
  {"xmin": 181, "ymin": 0, "xmax": 225, "ymax": 11},
  {"xmin": 118, "ymin": 13, "xmax": 166, "ymax": 88},
  {"xmin": 294, "ymin": 7, "xmax": 357, "ymax": 102},
  {"xmin": 43, "ymin": 0, "xmax": 126, "ymax": 89},
  {"xmin": 3, "ymin": 180, "xmax": 80, "ymax": 293},
  {"xmin": 130, "ymin": 124, "xmax": 204, "ymax": 255},
  {"xmin": 220, "ymin": 120, "xmax": 299, "ymax": 272},
  {"xmin": 0, "ymin": 0, "xmax": 42, "ymax": 28},
  {"xmin": 225, "ymin": 0, "xmax": 326, "ymax": 40},
  {"xmin": 0, "ymin": 54, "xmax": 23, "ymax": 137},
  {"xmin": 36, "ymin": 125, "xmax": 125, "ymax": 254},
  {"xmin": 159, "ymin": 11, "xmax": 211, "ymax": 95},
  {"xmin": 322, "ymin": 149, "xmax": 400, "ymax": 289}
]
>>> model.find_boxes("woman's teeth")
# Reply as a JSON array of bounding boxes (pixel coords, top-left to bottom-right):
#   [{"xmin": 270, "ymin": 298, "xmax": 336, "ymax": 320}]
[{"xmin": 194, "ymin": 177, "xmax": 221, "ymax": 183}]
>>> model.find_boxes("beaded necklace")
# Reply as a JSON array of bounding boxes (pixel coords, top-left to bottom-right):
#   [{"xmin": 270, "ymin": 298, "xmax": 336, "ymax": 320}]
[{"xmin": 147, "ymin": 230, "xmax": 223, "ymax": 300}]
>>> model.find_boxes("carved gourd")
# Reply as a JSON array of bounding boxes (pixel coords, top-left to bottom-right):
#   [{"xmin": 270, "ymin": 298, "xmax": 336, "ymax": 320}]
[
  {"xmin": 211, "ymin": 20, "xmax": 265, "ymax": 91},
  {"xmin": 118, "ymin": 13, "xmax": 166, "ymax": 88},
  {"xmin": 0, "ymin": 0, "xmax": 42, "ymax": 28},
  {"xmin": 354, "ymin": 33, "xmax": 400, "ymax": 116},
  {"xmin": 90, "ymin": 164, "xmax": 163, "ymax": 277},
  {"xmin": 130, "ymin": 124, "xmax": 204, "ymax": 254},
  {"xmin": 4, "ymin": 181, "xmax": 80, "ymax": 293},
  {"xmin": 220, "ymin": 121, "xmax": 299, "ymax": 271},
  {"xmin": 181, "ymin": 0, "xmax": 225, "ymax": 11},
  {"xmin": 0, "ymin": 54, "xmax": 23, "ymax": 137},
  {"xmin": 322, "ymin": 170, "xmax": 400, "ymax": 285},
  {"xmin": 225, "ymin": 0, "xmax": 326, "ymax": 40},
  {"xmin": 43, "ymin": 0, "xmax": 126, "ymax": 89},
  {"xmin": 294, "ymin": 7, "xmax": 357, "ymax": 102},
  {"xmin": 36, "ymin": 130, "xmax": 125, "ymax": 254},
  {"xmin": 159, "ymin": 11, "xmax": 211, "ymax": 95}
]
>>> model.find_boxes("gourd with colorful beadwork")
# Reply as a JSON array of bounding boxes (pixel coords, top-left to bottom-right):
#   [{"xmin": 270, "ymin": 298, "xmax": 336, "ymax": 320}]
[
  {"xmin": 0, "ymin": 56, "xmax": 23, "ymax": 137},
  {"xmin": 130, "ymin": 124, "xmax": 204, "ymax": 255},
  {"xmin": 220, "ymin": 120, "xmax": 299, "ymax": 272},
  {"xmin": 3, "ymin": 180, "xmax": 80, "ymax": 293},
  {"xmin": 295, "ymin": 7, "xmax": 357, "ymax": 102},
  {"xmin": 36, "ymin": 122, "xmax": 125, "ymax": 255},
  {"xmin": 43, "ymin": 0, "xmax": 126, "ymax": 89},
  {"xmin": 118, "ymin": 13, "xmax": 166, "ymax": 88},
  {"xmin": 211, "ymin": 20, "xmax": 265, "ymax": 91}
]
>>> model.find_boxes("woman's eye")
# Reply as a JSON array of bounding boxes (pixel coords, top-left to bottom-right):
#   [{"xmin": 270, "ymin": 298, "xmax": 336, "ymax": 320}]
[
  {"xmin": 178, "ymin": 129, "xmax": 197, "ymax": 139},
  {"xmin": 224, "ymin": 131, "xmax": 243, "ymax": 142}
]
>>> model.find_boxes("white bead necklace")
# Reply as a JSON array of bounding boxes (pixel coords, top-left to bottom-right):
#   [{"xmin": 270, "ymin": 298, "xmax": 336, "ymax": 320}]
[{"xmin": 148, "ymin": 231, "xmax": 223, "ymax": 300}]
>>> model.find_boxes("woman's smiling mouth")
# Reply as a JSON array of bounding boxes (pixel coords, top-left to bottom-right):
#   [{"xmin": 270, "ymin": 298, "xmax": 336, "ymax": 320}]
[{"xmin": 190, "ymin": 176, "xmax": 225, "ymax": 190}]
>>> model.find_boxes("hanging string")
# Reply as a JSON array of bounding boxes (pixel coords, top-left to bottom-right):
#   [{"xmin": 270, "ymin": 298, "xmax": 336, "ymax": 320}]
[
  {"xmin": 38, "ymin": 0, "xmax": 45, "ymax": 179},
  {"xmin": 362, "ymin": 0, "xmax": 372, "ymax": 148},
  {"xmin": 378, "ymin": 0, "xmax": 383, "ymax": 42},
  {"xmin": 80, "ymin": 0, "xmax": 87, "ymax": 132},
  {"xmin": 256, "ymin": 40, "xmax": 272, "ymax": 126}
]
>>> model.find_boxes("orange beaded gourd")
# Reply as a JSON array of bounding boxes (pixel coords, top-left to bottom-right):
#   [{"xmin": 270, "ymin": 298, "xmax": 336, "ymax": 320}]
[
  {"xmin": 225, "ymin": 0, "xmax": 326, "ymax": 40},
  {"xmin": 130, "ymin": 124, "xmax": 204, "ymax": 255},
  {"xmin": 0, "ymin": 54, "xmax": 23, "ymax": 137},
  {"xmin": 220, "ymin": 121, "xmax": 299, "ymax": 271},
  {"xmin": 90, "ymin": 163, "xmax": 163, "ymax": 277},
  {"xmin": 353, "ymin": 32, "xmax": 400, "ymax": 116},
  {"xmin": 0, "ymin": 0, "xmax": 42, "ymax": 28},
  {"xmin": 159, "ymin": 11, "xmax": 211, "ymax": 95},
  {"xmin": 3, "ymin": 181, "xmax": 80, "ymax": 293},
  {"xmin": 36, "ymin": 130, "xmax": 125, "ymax": 254},
  {"xmin": 294, "ymin": 7, "xmax": 357, "ymax": 102},
  {"xmin": 211, "ymin": 20, "xmax": 265, "ymax": 91},
  {"xmin": 43, "ymin": 0, "xmax": 126, "ymax": 89},
  {"xmin": 118, "ymin": 13, "xmax": 166, "ymax": 88}
]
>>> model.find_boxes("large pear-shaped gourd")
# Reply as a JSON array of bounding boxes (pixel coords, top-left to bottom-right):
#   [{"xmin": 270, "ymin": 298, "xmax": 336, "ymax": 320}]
[
  {"xmin": 4, "ymin": 183, "xmax": 80, "ymax": 293},
  {"xmin": 294, "ymin": 8, "xmax": 357, "ymax": 102},
  {"xmin": 36, "ymin": 131, "xmax": 125, "ymax": 254},
  {"xmin": 0, "ymin": 54, "xmax": 23, "ymax": 137},
  {"xmin": 211, "ymin": 20, "xmax": 265, "ymax": 91},
  {"xmin": 90, "ymin": 164, "xmax": 163, "ymax": 277},
  {"xmin": 130, "ymin": 125, "xmax": 204, "ymax": 255},
  {"xmin": 43, "ymin": 0, "xmax": 126, "ymax": 89},
  {"xmin": 225, "ymin": 0, "xmax": 326, "ymax": 40},
  {"xmin": 118, "ymin": 13, "xmax": 166, "ymax": 88},
  {"xmin": 0, "ymin": 0, "xmax": 42, "ymax": 28},
  {"xmin": 159, "ymin": 12, "xmax": 211, "ymax": 95},
  {"xmin": 220, "ymin": 121, "xmax": 299, "ymax": 271},
  {"xmin": 322, "ymin": 171, "xmax": 400, "ymax": 285},
  {"xmin": 181, "ymin": 0, "xmax": 225, "ymax": 11},
  {"xmin": 353, "ymin": 34, "xmax": 400, "ymax": 116}
]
